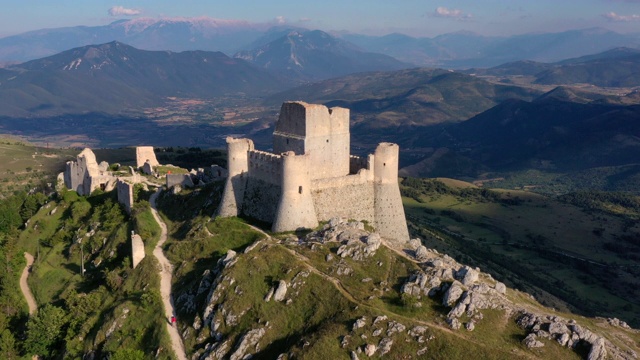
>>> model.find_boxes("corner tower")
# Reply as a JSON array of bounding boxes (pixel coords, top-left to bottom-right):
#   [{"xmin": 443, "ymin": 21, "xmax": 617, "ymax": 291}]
[
  {"xmin": 217, "ymin": 137, "xmax": 254, "ymax": 217},
  {"xmin": 273, "ymin": 101, "xmax": 350, "ymax": 180},
  {"xmin": 272, "ymin": 151, "xmax": 318, "ymax": 232},
  {"xmin": 373, "ymin": 143, "xmax": 410, "ymax": 242}
]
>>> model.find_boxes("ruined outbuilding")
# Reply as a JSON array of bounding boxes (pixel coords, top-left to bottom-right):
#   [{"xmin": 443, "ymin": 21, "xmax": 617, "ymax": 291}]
[
  {"xmin": 136, "ymin": 146, "xmax": 160, "ymax": 168},
  {"xmin": 64, "ymin": 148, "xmax": 116, "ymax": 196},
  {"xmin": 217, "ymin": 101, "xmax": 410, "ymax": 243},
  {"xmin": 117, "ymin": 180, "xmax": 134, "ymax": 214}
]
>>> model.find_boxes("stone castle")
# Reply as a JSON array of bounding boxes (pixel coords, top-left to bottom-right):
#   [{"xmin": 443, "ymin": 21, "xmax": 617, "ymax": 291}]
[{"xmin": 217, "ymin": 101, "xmax": 410, "ymax": 243}]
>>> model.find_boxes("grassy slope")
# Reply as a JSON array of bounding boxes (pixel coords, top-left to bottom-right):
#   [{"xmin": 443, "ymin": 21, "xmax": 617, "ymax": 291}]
[
  {"xmin": 401, "ymin": 178, "xmax": 640, "ymax": 327},
  {"xmin": 157, "ymin": 183, "xmax": 624, "ymax": 359}
]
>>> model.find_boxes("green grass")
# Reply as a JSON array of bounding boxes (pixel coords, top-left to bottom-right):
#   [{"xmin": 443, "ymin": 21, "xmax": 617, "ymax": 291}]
[{"xmin": 402, "ymin": 178, "xmax": 640, "ymax": 327}]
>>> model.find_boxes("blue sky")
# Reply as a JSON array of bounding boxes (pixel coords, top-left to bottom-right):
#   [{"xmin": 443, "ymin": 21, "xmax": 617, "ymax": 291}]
[{"xmin": 2, "ymin": 0, "xmax": 640, "ymax": 38}]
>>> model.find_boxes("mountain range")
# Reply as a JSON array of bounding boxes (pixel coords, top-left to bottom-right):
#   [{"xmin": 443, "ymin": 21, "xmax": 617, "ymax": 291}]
[
  {"xmin": 468, "ymin": 47, "xmax": 640, "ymax": 87},
  {"xmin": 0, "ymin": 41, "xmax": 288, "ymax": 117},
  {"xmin": 234, "ymin": 29, "xmax": 409, "ymax": 81},
  {"xmin": 2, "ymin": 18, "xmax": 640, "ymax": 69}
]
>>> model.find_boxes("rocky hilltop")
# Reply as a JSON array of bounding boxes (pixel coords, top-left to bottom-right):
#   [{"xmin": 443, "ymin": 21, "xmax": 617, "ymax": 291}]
[{"xmin": 159, "ymin": 191, "xmax": 639, "ymax": 360}]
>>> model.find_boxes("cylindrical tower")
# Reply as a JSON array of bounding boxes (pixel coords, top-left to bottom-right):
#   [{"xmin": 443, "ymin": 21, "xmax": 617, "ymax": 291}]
[
  {"xmin": 217, "ymin": 137, "xmax": 253, "ymax": 217},
  {"xmin": 272, "ymin": 151, "xmax": 318, "ymax": 232},
  {"xmin": 373, "ymin": 143, "xmax": 410, "ymax": 243}
]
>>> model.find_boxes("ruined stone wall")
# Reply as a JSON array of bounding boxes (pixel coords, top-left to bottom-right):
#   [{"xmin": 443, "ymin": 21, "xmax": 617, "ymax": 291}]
[
  {"xmin": 247, "ymin": 150, "xmax": 282, "ymax": 185},
  {"xmin": 166, "ymin": 174, "xmax": 194, "ymax": 188},
  {"xmin": 64, "ymin": 148, "xmax": 113, "ymax": 196},
  {"xmin": 136, "ymin": 146, "xmax": 159, "ymax": 168},
  {"xmin": 311, "ymin": 174, "xmax": 375, "ymax": 224},
  {"xmin": 131, "ymin": 233, "xmax": 145, "ymax": 269},
  {"xmin": 349, "ymin": 154, "xmax": 374, "ymax": 175},
  {"xmin": 116, "ymin": 180, "xmax": 134, "ymax": 214}
]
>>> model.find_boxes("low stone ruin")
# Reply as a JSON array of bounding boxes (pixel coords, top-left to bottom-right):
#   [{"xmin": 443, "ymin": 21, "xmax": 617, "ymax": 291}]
[
  {"xmin": 136, "ymin": 146, "xmax": 160, "ymax": 168},
  {"xmin": 64, "ymin": 148, "xmax": 117, "ymax": 196},
  {"xmin": 131, "ymin": 231, "xmax": 145, "ymax": 269},
  {"xmin": 116, "ymin": 180, "xmax": 134, "ymax": 214}
]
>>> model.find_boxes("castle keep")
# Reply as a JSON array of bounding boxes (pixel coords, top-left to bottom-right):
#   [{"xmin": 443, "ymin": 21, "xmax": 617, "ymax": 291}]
[{"xmin": 217, "ymin": 101, "xmax": 410, "ymax": 243}]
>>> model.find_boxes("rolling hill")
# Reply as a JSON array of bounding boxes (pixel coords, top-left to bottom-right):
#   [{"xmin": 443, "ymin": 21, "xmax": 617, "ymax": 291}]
[
  {"xmin": 468, "ymin": 47, "xmax": 640, "ymax": 87},
  {"xmin": 267, "ymin": 67, "xmax": 542, "ymax": 128},
  {"xmin": 403, "ymin": 93, "xmax": 640, "ymax": 178}
]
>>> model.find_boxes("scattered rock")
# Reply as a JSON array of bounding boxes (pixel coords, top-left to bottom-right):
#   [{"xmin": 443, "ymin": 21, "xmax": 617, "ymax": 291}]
[
  {"xmin": 494, "ymin": 282, "xmax": 506, "ymax": 294},
  {"xmin": 523, "ymin": 333, "xmax": 544, "ymax": 348},
  {"xmin": 229, "ymin": 328, "xmax": 265, "ymax": 360},
  {"xmin": 350, "ymin": 350, "xmax": 360, "ymax": 360},
  {"xmin": 364, "ymin": 343, "xmax": 377, "ymax": 357},
  {"xmin": 386, "ymin": 321, "xmax": 406, "ymax": 336},
  {"xmin": 465, "ymin": 321, "xmax": 475, "ymax": 331},
  {"xmin": 456, "ymin": 266, "xmax": 478, "ymax": 286},
  {"xmin": 442, "ymin": 281, "xmax": 465, "ymax": 306},
  {"xmin": 415, "ymin": 245, "xmax": 429, "ymax": 262},
  {"xmin": 273, "ymin": 281, "xmax": 288, "ymax": 302},
  {"xmin": 408, "ymin": 238, "xmax": 422, "ymax": 250},
  {"xmin": 264, "ymin": 287, "xmax": 274, "ymax": 302},
  {"xmin": 353, "ymin": 317, "xmax": 367, "ymax": 330},
  {"xmin": 377, "ymin": 337, "xmax": 393, "ymax": 355},
  {"xmin": 446, "ymin": 317, "xmax": 461, "ymax": 330},
  {"xmin": 373, "ymin": 315, "xmax": 388, "ymax": 325}
]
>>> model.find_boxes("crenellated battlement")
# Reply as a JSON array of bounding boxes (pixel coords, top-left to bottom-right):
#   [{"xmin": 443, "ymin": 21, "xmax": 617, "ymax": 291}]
[
  {"xmin": 217, "ymin": 102, "xmax": 409, "ymax": 243},
  {"xmin": 248, "ymin": 150, "xmax": 282, "ymax": 184}
]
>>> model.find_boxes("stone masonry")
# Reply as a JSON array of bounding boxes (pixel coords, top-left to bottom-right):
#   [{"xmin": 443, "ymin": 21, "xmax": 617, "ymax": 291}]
[
  {"xmin": 136, "ymin": 146, "xmax": 160, "ymax": 168},
  {"xmin": 217, "ymin": 101, "xmax": 410, "ymax": 243},
  {"xmin": 131, "ymin": 232, "xmax": 145, "ymax": 268},
  {"xmin": 64, "ymin": 148, "xmax": 116, "ymax": 196}
]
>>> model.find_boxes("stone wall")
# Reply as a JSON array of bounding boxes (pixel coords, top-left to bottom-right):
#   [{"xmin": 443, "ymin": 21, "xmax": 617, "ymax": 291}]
[
  {"xmin": 241, "ymin": 178, "xmax": 281, "ymax": 223},
  {"xmin": 312, "ymin": 180, "xmax": 375, "ymax": 224},
  {"xmin": 166, "ymin": 174, "xmax": 194, "ymax": 188},
  {"xmin": 116, "ymin": 180, "xmax": 134, "ymax": 214},
  {"xmin": 136, "ymin": 146, "xmax": 159, "ymax": 168},
  {"xmin": 64, "ymin": 148, "xmax": 115, "ymax": 196},
  {"xmin": 131, "ymin": 232, "xmax": 145, "ymax": 269},
  {"xmin": 247, "ymin": 150, "xmax": 282, "ymax": 185}
]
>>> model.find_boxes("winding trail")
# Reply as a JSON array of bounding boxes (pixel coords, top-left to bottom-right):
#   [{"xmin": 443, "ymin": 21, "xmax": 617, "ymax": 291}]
[
  {"xmin": 149, "ymin": 190, "xmax": 187, "ymax": 360},
  {"xmin": 20, "ymin": 252, "xmax": 37, "ymax": 315}
]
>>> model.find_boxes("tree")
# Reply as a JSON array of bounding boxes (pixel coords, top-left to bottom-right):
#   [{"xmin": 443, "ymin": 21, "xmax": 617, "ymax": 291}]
[
  {"xmin": 111, "ymin": 348, "xmax": 145, "ymax": 360},
  {"xmin": 0, "ymin": 328, "xmax": 17, "ymax": 360},
  {"xmin": 24, "ymin": 304, "xmax": 67, "ymax": 357}
]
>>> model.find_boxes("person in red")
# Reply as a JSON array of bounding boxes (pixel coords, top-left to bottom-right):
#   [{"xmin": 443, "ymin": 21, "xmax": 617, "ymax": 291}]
[{"xmin": 170, "ymin": 315, "xmax": 176, "ymax": 326}]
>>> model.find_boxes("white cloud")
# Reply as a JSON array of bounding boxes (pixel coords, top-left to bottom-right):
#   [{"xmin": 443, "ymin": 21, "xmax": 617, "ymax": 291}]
[
  {"xmin": 109, "ymin": 6, "xmax": 141, "ymax": 17},
  {"xmin": 274, "ymin": 16, "xmax": 286, "ymax": 25},
  {"xmin": 603, "ymin": 11, "xmax": 640, "ymax": 21},
  {"xmin": 433, "ymin": 6, "xmax": 472, "ymax": 20}
]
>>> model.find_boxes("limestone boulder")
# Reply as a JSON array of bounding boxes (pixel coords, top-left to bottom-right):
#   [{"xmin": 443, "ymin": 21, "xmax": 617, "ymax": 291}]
[
  {"xmin": 442, "ymin": 281, "xmax": 465, "ymax": 307},
  {"xmin": 523, "ymin": 333, "xmax": 544, "ymax": 348},
  {"xmin": 273, "ymin": 280, "xmax": 288, "ymax": 302},
  {"xmin": 456, "ymin": 266, "xmax": 479, "ymax": 286},
  {"xmin": 415, "ymin": 245, "xmax": 429, "ymax": 262}
]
